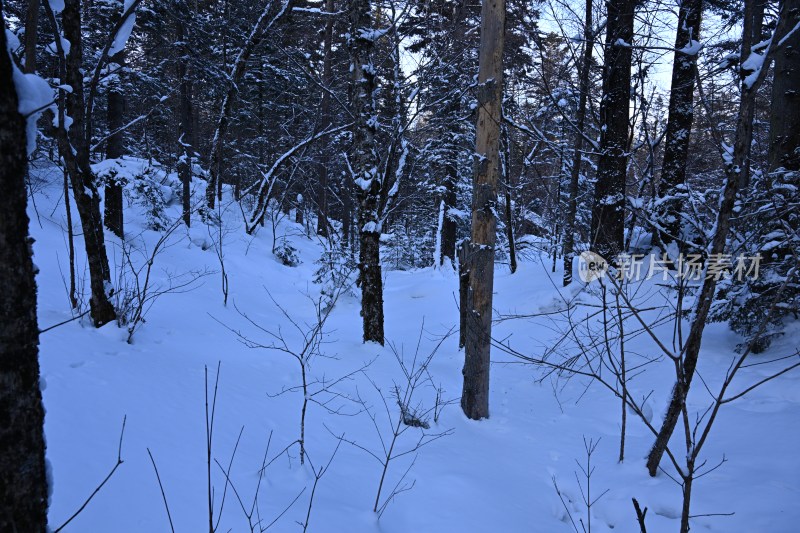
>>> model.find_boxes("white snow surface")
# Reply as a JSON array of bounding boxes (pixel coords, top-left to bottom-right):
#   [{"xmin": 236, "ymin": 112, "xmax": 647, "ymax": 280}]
[
  {"xmin": 7, "ymin": 29, "xmax": 54, "ymax": 154},
  {"xmin": 30, "ymin": 165, "xmax": 800, "ymax": 532},
  {"xmin": 108, "ymin": 2, "xmax": 138, "ymax": 57}
]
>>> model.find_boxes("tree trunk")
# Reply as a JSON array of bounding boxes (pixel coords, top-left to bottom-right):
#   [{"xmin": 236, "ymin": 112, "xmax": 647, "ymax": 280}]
[
  {"xmin": 57, "ymin": 0, "xmax": 116, "ymax": 327},
  {"xmin": 562, "ymin": 0, "xmax": 593, "ymax": 285},
  {"xmin": 349, "ymin": 0, "xmax": 384, "ymax": 344},
  {"xmin": 590, "ymin": 0, "xmax": 634, "ymax": 261},
  {"xmin": 738, "ymin": 0, "xmax": 766, "ymax": 189},
  {"xmin": 104, "ymin": 48, "xmax": 125, "ymax": 238},
  {"xmin": 177, "ymin": 18, "xmax": 193, "ymax": 227},
  {"xmin": 462, "ymin": 0, "xmax": 505, "ymax": 420},
  {"xmin": 24, "ymin": 0, "xmax": 39, "ymax": 73},
  {"xmin": 458, "ymin": 238, "xmax": 471, "ymax": 348},
  {"xmin": 645, "ymin": 0, "xmax": 796, "ymax": 476},
  {"xmin": 316, "ymin": 0, "xmax": 335, "ymax": 238},
  {"xmin": 504, "ymin": 174, "xmax": 516, "ymax": 274},
  {"xmin": 440, "ymin": 165, "xmax": 458, "ymax": 265},
  {"xmin": 655, "ymin": 0, "xmax": 702, "ymax": 249},
  {"xmin": 768, "ymin": 3, "xmax": 800, "ymax": 173},
  {"xmin": 0, "ymin": 10, "xmax": 49, "ymax": 529}
]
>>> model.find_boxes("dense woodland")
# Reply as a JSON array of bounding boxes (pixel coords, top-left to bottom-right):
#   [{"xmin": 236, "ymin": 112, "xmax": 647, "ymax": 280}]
[{"xmin": 0, "ymin": 0, "xmax": 798, "ymax": 530}]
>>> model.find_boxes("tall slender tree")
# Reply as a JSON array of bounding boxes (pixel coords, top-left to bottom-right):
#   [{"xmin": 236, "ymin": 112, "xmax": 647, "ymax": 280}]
[
  {"xmin": 0, "ymin": 4, "xmax": 48, "ymax": 529},
  {"xmin": 104, "ymin": 48, "xmax": 125, "ymax": 238},
  {"xmin": 24, "ymin": 0, "xmax": 38, "ymax": 73},
  {"xmin": 47, "ymin": 0, "xmax": 117, "ymax": 326},
  {"xmin": 461, "ymin": 0, "xmax": 506, "ymax": 420},
  {"xmin": 590, "ymin": 0, "xmax": 635, "ymax": 260},
  {"xmin": 654, "ymin": 0, "xmax": 703, "ymax": 249},
  {"xmin": 349, "ymin": 0, "xmax": 385, "ymax": 344},
  {"xmin": 768, "ymin": 0, "xmax": 799, "ymax": 173},
  {"xmin": 176, "ymin": 12, "xmax": 193, "ymax": 227},
  {"xmin": 562, "ymin": 0, "xmax": 594, "ymax": 285},
  {"xmin": 316, "ymin": 0, "xmax": 336, "ymax": 238}
]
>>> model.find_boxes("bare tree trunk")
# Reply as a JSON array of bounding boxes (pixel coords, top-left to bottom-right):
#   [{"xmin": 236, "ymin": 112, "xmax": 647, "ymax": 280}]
[
  {"xmin": 458, "ymin": 238, "xmax": 471, "ymax": 348},
  {"xmin": 53, "ymin": 0, "xmax": 116, "ymax": 327},
  {"xmin": 738, "ymin": 0, "xmax": 766, "ymax": 189},
  {"xmin": 176, "ymin": 17, "xmax": 193, "ymax": 227},
  {"xmin": 24, "ymin": 0, "xmax": 39, "ymax": 73},
  {"xmin": 462, "ymin": 0, "xmax": 505, "ymax": 420},
  {"xmin": 0, "ymin": 10, "xmax": 49, "ymax": 529},
  {"xmin": 349, "ymin": 0, "xmax": 384, "ymax": 344},
  {"xmin": 645, "ymin": 0, "xmax": 796, "ymax": 476},
  {"xmin": 504, "ymin": 185, "xmax": 516, "ymax": 273},
  {"xmin": 768, "ymin": 2, "xmax": 799, "ymax": 173},
  {"xmin": 440, "ymin": 166, "xmax": 458, "ymax": 265},
  {"xmin": 64, "ymin": 168, "xmax": 78, "ymax": 309},
  {"xmin": 343, "ymin": 178, "xmax": 352, "ymax": 249},
  {"xmin": 655, "ymin": 0, "xmax": 702, "ymax": 249},
  {"xmin": 562, "ymin": 0, "xmax": 593, "ymax": 285},
  {"xmin": 316, "ymin": 0, "xmax": 335, "ymax": 238},
  {"xmin": 590, "ymin": 0, "xmax": 634, "ymax": 261},
  {"xmin": 104, "ymin": 49, "xmax": 125, "ymax": 238}
]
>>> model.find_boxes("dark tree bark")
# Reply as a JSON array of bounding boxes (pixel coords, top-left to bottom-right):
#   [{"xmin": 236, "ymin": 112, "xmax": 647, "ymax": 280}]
[
  {"xmin": 562, "ymin": 0, "xmax": 593, "ymax": 285},
  {"xmin": 0, "ymin": 6, "xmax": 49, "ymax": 529},
  {"xmin": 590, "ymin": 0, "xmax": 634, "ymax": 261},
  {"xmin": 440, "ymin": 166, "xmax": 458, "ymax": 265},
  {"xmin": 738, "ymin": 0, "xmax": 766, "ymax": 189},
  {"xmin": 24, "ymin": 0, "xmax": 39, "ymax": 73},
  {"xmin": 104, "ymin": 48, "xmax": 125, "ymax": 238},
  {"xmin": 462, "ymin": 0, "xmax": 505, "ymax": 420},
  {"xmin": 458, "ymin": 238, "xmax": 471, "ymax": 348},
  {"xmin": 654, "ymin": 0, "xmax": 703, "ymax": 249},
  {"xmin": 49, "ymin": 0, "xmax": 116, "ymax": 327},
  {"xmin": 504, "ymin": 182, "xmax": 516, "ymax": 273},
  {"xmin": 501, "ymin": 128, "xmax": 516, "ymax": 273},
  {"xmin": 349, "ymin": 0, "xmax": 384, "ymax": 344},
  {"xmin": 645, "ymin": 0, "xmax": 797, "ymax": 478},
  {"xmin": 176, "ymin": 17, "xmax": 193, "ymax": 227},
  {"xmin": 768, "ymin": 2, "xmax": 800, "ymax": 173},
  {"xmin": 316, "ymin": 0, "xmax": 335, "ymax": 238}
]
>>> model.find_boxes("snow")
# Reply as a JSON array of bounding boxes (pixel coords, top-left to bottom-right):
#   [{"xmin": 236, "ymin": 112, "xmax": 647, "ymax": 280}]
[
  {"xmin": 7, "ymin": 31, "xmax": 55, "ymax": 154},
  {"xmin": 677, "ymin": 39, "xmax": 703, "ymax": 56},
  {"xmin": 28, "ymin": 166, "xmax": 800, "ymax": 532},
  {"xmin": 108, "ymin": 0, "xmax": 141, "ymax": 56},
  {"xmin": 741, "ymin": 50, "xmax": 767, "ymax": 89}
]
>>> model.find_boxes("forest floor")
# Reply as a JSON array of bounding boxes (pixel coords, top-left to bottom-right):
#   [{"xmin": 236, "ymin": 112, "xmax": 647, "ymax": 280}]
[{"xmin": 31, "ymin": 162, "xmax": 800, "ymax": 533}]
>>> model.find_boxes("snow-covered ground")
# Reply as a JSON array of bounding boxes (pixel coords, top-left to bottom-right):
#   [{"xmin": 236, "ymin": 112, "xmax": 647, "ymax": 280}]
[{"xmin": 31, "ymin": 163, "xmax": 799, "ymax": 532}]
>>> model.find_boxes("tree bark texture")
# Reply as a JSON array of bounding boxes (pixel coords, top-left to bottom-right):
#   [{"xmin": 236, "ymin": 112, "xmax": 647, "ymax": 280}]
[
  {"xmin": 57, "ymin": 0, "xmax": 116, "ymax": 327},
  {"xmin": 440, "ymin": 165, "xmax": 458, "ymax": 265},
  {"xmin": 0, "ymin": 8, "xmax": 49, "ymax": 529},
  {"xmin": 104, "ymin": 48, "xmax": 125, "ymax": 238},
  {"xmin": 316, "ymin": 0, "xmax": 335, "ymax": 238},
  {"xmin": 768, "ymin": 0, "xmax": 800, "ymax": 173},
  {"xmin": 590, "ymin": 0, "xmax": 634, "ymax": 261},
  {"xmin": 349, "ymin": 0, "xmax": 384, "ymax": 344},
  {"xmin": 177, "ymin": 18, "xmax": 193, "ymax": 227},
  {"xmin": 24, "ymin": 0, "xmax": 39, "ymax": 73},
  {"xmin": 462, "ymin": 0, "xmax": 505, "ymax": 420},
  {"xmin": 655, "ymin": 0, "xmax": 702, "ymax": 248}
]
